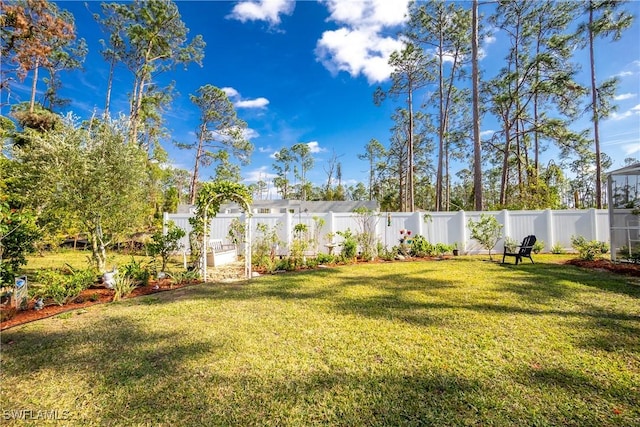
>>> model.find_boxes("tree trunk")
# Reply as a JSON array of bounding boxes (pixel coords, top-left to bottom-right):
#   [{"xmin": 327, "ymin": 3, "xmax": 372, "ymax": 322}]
[
  {"xmin": 589, "ymin": 3, "xmax": 603, "ymax": 209},
  {"xmin": 90, "ymin": 221, "xmax": 107, "ymax": 273},
  {"xmin": 104, "ymin": 57, "xmax": 116, "ymax": 117},
  {"xmin": 29, "ymin": 59, "xmax": 39, "ymax": 113},
  {"xmin": 435, "ymin": 28, "xmax": 445, "ymax": 212},
  {"xmin": 500, "ymin": 118, "xmax": 511, "ymax": 206},
  {"xmin": 189, "ymin": 130, "xmax": 205, "ymax": 205},
  {"xmin": 472, "ymin": 0, "xmax": 483, "ymax": 211},
  {"xmin": 408, "ymin": 86, "xmax": 415, "ymax": 212},
  {"xmin": 130, "ymin": 74, "xmax": 146, "ymax": 146}
]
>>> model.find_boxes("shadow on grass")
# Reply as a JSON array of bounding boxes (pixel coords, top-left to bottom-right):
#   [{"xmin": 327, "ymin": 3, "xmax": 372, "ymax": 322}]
[
  {"xmin": 1, "ymin": 318, "xmax": 618, "ymax": 427},
  {"xmin": 497, "ymin": 261, "xmax": 640, "ymax": 300},
  {"xmin": 3, "ymin": 260, "xmax": 639, "ymax": 425}
]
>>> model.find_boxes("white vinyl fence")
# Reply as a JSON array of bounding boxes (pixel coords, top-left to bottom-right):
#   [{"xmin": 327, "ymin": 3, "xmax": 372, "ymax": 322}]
[{"xmin": 164, "ymin": 209, "xmax": 609, "ymax": 256}]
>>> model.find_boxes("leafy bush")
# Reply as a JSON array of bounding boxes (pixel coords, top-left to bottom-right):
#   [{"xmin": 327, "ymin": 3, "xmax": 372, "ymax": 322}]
[
  {"xmin": 410, "ymin": 235, "xmax": 432, "ymax": 257},
  {"xmin": 227, "ymin": 218, "xmax": 245, "ymax": 246},
  {"xmin": 36, "ymin": 267, "xmax": 96, "ymax": 306},
  {"xmin": 120, "ymin": 257, "xmax": 151, "ymax": 286},
  {"xmin": 468, "ymin": 214, "xmax": 503, "ymax": 260},
  {"xmin": 113, "ymin": 274, "xmax": 137, "ymax": 301},
  {"xmin": 316, "ymin": 253, "xmax": 336, "ymax": 265},
  {"xmin": 147, "ymin": 222, "xmax": 186, "ymax": 272},
  {"xmin": 353, "ymin": 207, "xmax": 379, "ymax": 261},
  {"xmin": 570, "ymin": 235, "xmax": 609, "ymax": 261},
  {"xmin": 305, "ymin": 257, "xmax": 319, "ymax": 269},
  {"xmin": 276, "ymin": 257, "xmax": 296, "ymax": 271},
  {"xmin": 551, "ymin": 243, "xmax": 566, "ymax": 254},
  {"xmin": 379, "ymin": 246, "xmax": 398, "ymax": 261},
  {"xmin": 0, "ymin": 199, "xmax": 39, "ymax": 285},
  {"xmin": 533, "ymin": 240, "xmax": 545, "ymax": 254},
  {"xmin": 431, "ymin": 243, "xmax": 453, "ymax": 256},
  {"xmin": 337, "ymin": 229, "xmax": 357, "ymax": 262},
  {"xmin": 169, "ymin": 269, "xmax": 200, "ymax": 285},
  {"xmin": 252, "ymin": 223, "xmax": 280, "ymax": 273},
  {"xmin": 503, "ymin": 236, "xmax": 519, "ymax": 253},
  {"xmin": 290, "ymin": 223, "xmax": 310, "ymax": 269}
]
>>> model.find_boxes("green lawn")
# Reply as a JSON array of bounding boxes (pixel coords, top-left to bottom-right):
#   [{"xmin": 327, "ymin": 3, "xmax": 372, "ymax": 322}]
[{"xmin": 1, "ymin": 256, "xmax": 639, "ymax": 426}]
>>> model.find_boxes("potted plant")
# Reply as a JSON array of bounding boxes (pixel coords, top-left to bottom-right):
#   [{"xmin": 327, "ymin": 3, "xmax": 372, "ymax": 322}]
[{"xmin": 452, "ymin": 242, "xmax": 460, "ymax": 256}]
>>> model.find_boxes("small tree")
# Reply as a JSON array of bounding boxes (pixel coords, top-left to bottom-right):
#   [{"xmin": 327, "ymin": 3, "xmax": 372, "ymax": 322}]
[
  {"xmin": 353, "ymin": 207, "xmax": 379, "ymax": 261},
  {"xmin": 468, "ymin": 214, "xmax": 503, "ymax": 261},
  {"xmin": 0, "ymin": 200, "xmax": 39, "ymax": 285},
  {"xmin": 147, "ymin": 222, "xmax": 186, "ymax": 272}
]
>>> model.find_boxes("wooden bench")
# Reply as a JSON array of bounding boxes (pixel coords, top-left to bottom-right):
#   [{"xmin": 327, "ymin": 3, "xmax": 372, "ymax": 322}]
[{"xmin": 206, "ymin": 239, "xmax": 238, "ymax": 267}]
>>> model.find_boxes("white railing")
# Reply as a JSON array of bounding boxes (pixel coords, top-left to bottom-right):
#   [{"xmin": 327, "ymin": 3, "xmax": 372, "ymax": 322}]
[{"xmin": 164, "ymin": 209, "xmax": 609, "ymax": 255}]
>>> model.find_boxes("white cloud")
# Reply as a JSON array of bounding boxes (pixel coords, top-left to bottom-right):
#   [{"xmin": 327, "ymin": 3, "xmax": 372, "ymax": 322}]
[
  {"xmin": 616, "ymin": 71, "xmax": 634, "ymax": 78},
  {"xmin": 316, "ymin": 0, "xmax": 410, "ymax": 83},
  {"xmin": 480, "ymin": 130, "xmax": 495, "ymax": 138},
  {"xmin": 622, "ymin": 143, "xmax": 640, "ymax": 156},
  {"xmin": 483, "ymin": 34, "xmax": 497, "ymax": 45},
  {"xmin": 306, "ymin": 141, "xmax": 325, "ymax": 153},
  {"xmin": 610, "ymin": 104, "xmax": 640, "ymax": 121},
  {"xmin": 316, "ymin": 27, "xmax": 404, "ymax": 83},
  {"xmin": 235, "ymin": 97, "xmax": 270, "ymax": 109},
  {"xmin": 222, "ymin": 87, "xmax": 270, "ymax": 110},
  {"xmin": 614, "ymin": 93, "xmax": 636, "ymax": 101},
  {"xmin": 243, "ymin": 166, "xmax": 278, "ymax": 183},
  {"xmin": 228, "ymin": 0, "xmax": 295, "ymax": 25},
  {"xmin": 211, "ymin": 126, "xmax": 259, "ymax": 141},
  {"xmin": 323, "ymin": 0, "xmax": 409, "ymax": 28},
  {"xmin": 221, "ymin": 87, "xmax": 240, "ymax": 98},
  {"xmin": 244, "ymin": 128, "xmax": 260, "ymax": 140},
  {"xmin": 258, "ymin": 146, "xmax": 273, "ymax": 154}
]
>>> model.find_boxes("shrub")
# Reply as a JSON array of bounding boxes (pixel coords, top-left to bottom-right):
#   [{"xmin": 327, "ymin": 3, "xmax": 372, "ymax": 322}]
[
  {"xmin": 570, "ymin": 235, "xmax": 609, "ymax": 261},
  {"xmin": 147, "ymin": 222, "xmax": 186, "ymax": 272},
  {"xmin": 551, "ymin": 243, "xmax": 566, "ymax": 254},
  {"xmin": 276, "ymin": 257, "xmax": 296, "ymax": 271},
  {"xmin": 337, "ymin": 229, "xmax": 357, "ymax": 262},
  {"xmin": 169, "ymin": 269, "xmax": 200, "ymax": 285},
  {"xmin": 468, "ymin": 214, "xmax": 503, "ymax": 260},
  {"xmin": 379, "ymin": 246, "xmax": 398, "ymax": 261},
  {"xmin": 533, "ymin": 240, "xmax": 545, "ymax": 254},
  {"xmin": 431, "ymin": 243, "xmax": 453, "ymax": 256},
  {"xmin": 252, "ymin": 223, "xmax": 281, "ymax": 273},
  {"xmin": 290, "ymin": 223, "xmax": 310, "ymax": 269},
  {"xmin": 410, "ymin": 235, "xmax": 432, "ymax": 257},
  {"xmin": 120, "ymin": 257, "xmax": 152, "ymax": 286},
  {"xmin": 36, "ymin": 267, "xmax": 96, "ymax": 306},
  {"xmin": 113, "ymin": 274, "xmax": 137, "ymax": 301},
  {"xmin": 353, "ymin": 207, "xmax": 379, "ymax": 261},
  {"xmin": 227, "ymin": 218, "xmax": 245, "ymax": 247},
  {"xmin": 503, "ymin": 236, "xmax": 519, "ymax": 252},
  {"xmin": 316, "ymin": 253, "xmax": 336, "ymax": 265}
]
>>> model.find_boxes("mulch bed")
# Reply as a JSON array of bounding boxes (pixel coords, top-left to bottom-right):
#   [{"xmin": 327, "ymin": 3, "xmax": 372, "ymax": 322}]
[
  {"xmin": 565, "ymin": 258, "xmax": 640, "ymax": 277},
  {"xmin": 3, "ymin": 258, "xmax": 638, "ymax": 331},
  {"xmin": 0, "ymin": 279, "xmax": 201, "ymax": 331}
]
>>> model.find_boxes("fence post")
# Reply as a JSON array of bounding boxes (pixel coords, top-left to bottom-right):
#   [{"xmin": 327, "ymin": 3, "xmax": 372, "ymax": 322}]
[
  {"xmin": 459, "ymin": 210, "xmax": 467, "ymax": 252},
  {"xmin": 502, "ymin": 209, "xmax": 510, "ymax": 239},
  {"xmin": 545, "ymin": 209, "xmax": 554, "ymax": 252},
  {"xmin": 590, "ymin": 208, "xmax": 598, "ymax": 240},
  {"xmin": 414, "ymin": 212, "xmax": 422, "ymax": 238},
  {"xmin": 162, "ymin": 212, "xmax": 169, "ymax": 234},
  {"xmin": 285, "ymin": 210, "xmax": 293, "ymax": 253}
]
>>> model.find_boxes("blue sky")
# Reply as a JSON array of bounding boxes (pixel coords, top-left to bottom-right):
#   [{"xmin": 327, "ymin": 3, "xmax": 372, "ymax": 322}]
[{"xmin": 7, "ymin": 0, "xmax": 640, "ymax": 196}]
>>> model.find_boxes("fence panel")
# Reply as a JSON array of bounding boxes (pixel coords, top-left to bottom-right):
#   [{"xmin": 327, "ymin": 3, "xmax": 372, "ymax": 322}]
[{"xmin": 166, "ymin": 209, "xmax": 610, "ymax": 255}]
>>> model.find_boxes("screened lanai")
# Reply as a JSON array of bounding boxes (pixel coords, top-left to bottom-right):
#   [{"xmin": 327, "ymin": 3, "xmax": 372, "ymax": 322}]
[{"xmin": 608, "ymin": 162, "xmax": 640, "ymax": 262}]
